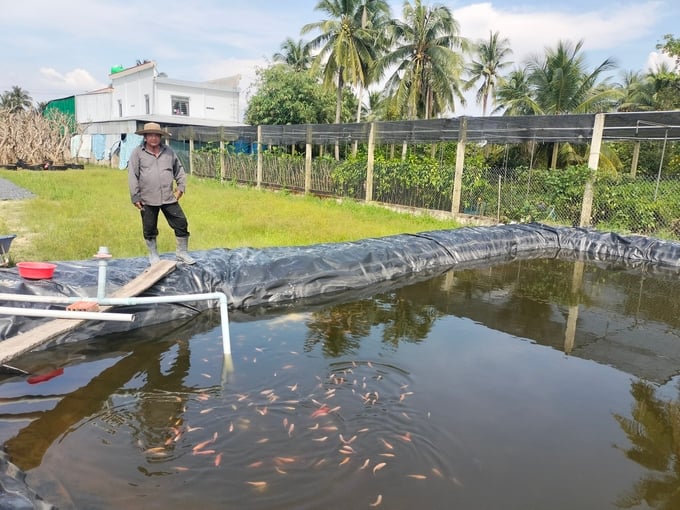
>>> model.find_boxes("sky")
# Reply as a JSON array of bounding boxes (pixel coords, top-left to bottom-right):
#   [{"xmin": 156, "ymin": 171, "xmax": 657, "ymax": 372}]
[{"xmin": 1, "ymin": 0, "xmax": 677, "ymax": 118}]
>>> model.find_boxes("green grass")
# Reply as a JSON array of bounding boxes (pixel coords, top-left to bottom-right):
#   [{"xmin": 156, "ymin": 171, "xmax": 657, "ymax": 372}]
[{"xmin": 0, "ymin": 167, "xmax": 460, "ymax": 263}]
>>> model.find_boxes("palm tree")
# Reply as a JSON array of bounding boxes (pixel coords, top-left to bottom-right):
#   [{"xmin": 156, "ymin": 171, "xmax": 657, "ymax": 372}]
[
  {"xmin": 493, "ymin": 68, "xmax": 537, "ymax": 116},
  {"xmin": 613, "ymin": 380, "xmax": 680, "ymax": 510},
  {"xmin": 376, "ymin": 0, "xmax": 469, "ymax": 120},
  {"xmin": 1, "ymin": 86, "xmax": 33, "ymax": 113},
  {"xmin": 352, "ymin": 0, "xmax": 391, "ymax": 124},
  {"xmin": 272, "ymin": 38, "xmax": 313, "ymax": 72},
  {"xmin": 527, "ymin": 39, "xmax": 619, "ymax": 115},
  {"xmin": 523, "ymin": 39, "xmax": 619, "ymax": 168},
  {"xmin": 302, "ymin": 0, "xmax": 378, "ymax": 159},
  {"xmin": 464, "ymin": 30, "xmax": 513, "ymax": 116},
  {"xmin": 646, "ymin": 62, "xmax": 680, "ymax": 110},
  {"xmin": 615, "ymin": 70, "xmax": 656, "ymax": 112}
]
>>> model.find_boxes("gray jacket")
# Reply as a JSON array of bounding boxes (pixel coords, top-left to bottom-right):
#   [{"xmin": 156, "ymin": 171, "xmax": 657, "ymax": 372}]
[{"xmin": 128, "ymin": 144, "xmax": 187, "ymax": 206}]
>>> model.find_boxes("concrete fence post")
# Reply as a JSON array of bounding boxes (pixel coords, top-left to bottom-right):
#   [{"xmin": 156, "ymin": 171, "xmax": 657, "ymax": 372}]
[
  {"xmin": 579, "ymin": 113, "xmax": 605, "ymax": 227},
  {"xmin": 452, "ymin": 117, "xmax": 467, "ymax": 214}
]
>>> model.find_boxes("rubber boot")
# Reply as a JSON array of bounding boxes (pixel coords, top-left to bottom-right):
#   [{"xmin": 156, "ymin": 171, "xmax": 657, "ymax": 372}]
[
  {"xmin": 175, "ymin": 236, "xmax": 196, "ymax": 265},
  {"xmin": 145, "ymin": 238, "xmax": 161, "ymax": 264}
]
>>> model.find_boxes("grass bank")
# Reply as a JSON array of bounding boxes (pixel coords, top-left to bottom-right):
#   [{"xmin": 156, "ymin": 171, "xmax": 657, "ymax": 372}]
[{"xmin": 0, "ymin": 167, "xmax": 460, "ymax": 263}]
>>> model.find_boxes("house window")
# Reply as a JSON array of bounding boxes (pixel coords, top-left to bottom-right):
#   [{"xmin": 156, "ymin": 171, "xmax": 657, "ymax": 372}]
[
  {"xmin": 172, "ymin": 96, "xmax": 190, "ymax": 116},
  {"xmin": 117, "ymin": 99, "xmax": 122, "ymax": 118},
  {"xmin": 145, "ymin": 94, "xmax": 150, "ymax": 114}
]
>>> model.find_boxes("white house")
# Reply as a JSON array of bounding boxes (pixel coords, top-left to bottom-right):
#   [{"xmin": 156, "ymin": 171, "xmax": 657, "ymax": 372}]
[{"xmin": 64, "ymin": 61, "xmax": 243, "ymax": 167}]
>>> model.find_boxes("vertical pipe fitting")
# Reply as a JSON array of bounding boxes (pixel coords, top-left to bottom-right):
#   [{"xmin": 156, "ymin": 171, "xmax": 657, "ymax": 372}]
[{"xmin": 94, "ymin": 246, "xmax": 112, "ymax": 300}]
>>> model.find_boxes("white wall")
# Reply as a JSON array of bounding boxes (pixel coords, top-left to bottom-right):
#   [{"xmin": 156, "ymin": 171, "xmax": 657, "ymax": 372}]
[
  {"xmin": 78, "ymin": 62, "xmax": 242, "ymax": 126},
  {"xmin": 110, "ymin": 66, "xmax": 155, "ymax": 118},
  {"xmin": 155, "ymin": 80, "xmax": 239, "ymax": 122},
  {"xmin": 75, "ymin": 91, "xmax": 113, "ymax": 123}
]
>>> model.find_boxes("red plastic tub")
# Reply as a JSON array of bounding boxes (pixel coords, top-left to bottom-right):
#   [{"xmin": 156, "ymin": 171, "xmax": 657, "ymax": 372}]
[{"xmin": 16, "ymin": 262, "xmax": 57, "ymax": 279}]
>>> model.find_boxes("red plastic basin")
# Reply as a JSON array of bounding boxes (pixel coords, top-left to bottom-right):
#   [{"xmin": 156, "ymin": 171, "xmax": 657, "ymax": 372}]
[{"xmin": 16, "ymin": 262, "xmax": 57, "ymax": 279}]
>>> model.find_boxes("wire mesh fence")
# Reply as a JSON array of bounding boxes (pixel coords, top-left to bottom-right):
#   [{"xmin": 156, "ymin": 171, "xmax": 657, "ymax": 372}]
[
  {"xmin": 189, "ymin": 146, "xmax": 680, "ymax": 240},
  {"xmin": 177, "ymin": 111, "xmax": 680, "ymax": 240}
]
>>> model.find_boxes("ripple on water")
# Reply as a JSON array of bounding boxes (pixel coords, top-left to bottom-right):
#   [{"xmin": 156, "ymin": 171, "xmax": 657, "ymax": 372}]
[{"xmin": 25, "ymin": 343, "xmax": 468, "ymax": 509}]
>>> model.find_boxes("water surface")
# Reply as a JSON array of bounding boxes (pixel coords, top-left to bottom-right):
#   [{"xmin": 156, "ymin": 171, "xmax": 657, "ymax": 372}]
[{"xmin": 1, "ymin": 258, "xmax": 679, "ymax": 509}]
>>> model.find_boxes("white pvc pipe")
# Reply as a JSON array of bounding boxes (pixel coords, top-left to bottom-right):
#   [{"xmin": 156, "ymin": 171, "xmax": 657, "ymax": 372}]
[
  {"xmin": 0, "ymin": 306, "xmax": 135, "ymax": 322},
  {"xmin": 0, "ymin": 292, "xmax": 231, "ymax": 354}
]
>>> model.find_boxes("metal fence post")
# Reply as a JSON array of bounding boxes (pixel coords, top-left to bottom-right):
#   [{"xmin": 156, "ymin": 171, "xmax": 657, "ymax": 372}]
[{"xmin": 579, "ymin": 113, "xmax": 605, "ymax": 227}]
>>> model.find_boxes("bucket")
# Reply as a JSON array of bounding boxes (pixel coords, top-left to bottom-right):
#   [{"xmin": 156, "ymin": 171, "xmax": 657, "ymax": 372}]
[
  {"xmin": 0, "ymin": 234, "xmax": 16, "ymax": 253},
  {"xmin": 16, "ymin": 262, "xmax": 57, "ymax": 280}
]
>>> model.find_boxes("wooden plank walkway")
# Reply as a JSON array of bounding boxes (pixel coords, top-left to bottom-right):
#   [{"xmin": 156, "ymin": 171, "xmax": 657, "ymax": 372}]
[{"xmin": 0, "ymin": 260, "xmax": 177, "ymax": 365}]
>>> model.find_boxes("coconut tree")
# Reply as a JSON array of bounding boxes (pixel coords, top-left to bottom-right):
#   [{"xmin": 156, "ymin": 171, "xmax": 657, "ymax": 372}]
[
  {"xmin": 493, "ymin": 68, "xmax": 537, "ymax": 116},
  {"xmin": 464, "ymin": 30, "xmax": 513, "ymax": 116},
  {"xmin": 527, "ymin": 39, "xmax": 618, "ymax": 115},
  {"xmin": 526, "ymin": 39, "xmax": 619, "ymax": 168},
  {"xmin": 302, "ymin": 0, "xmax": 379, "ymax": 159},
  {"xmin": 376, "ymin": 0, "xmax": 469, "ymax": 121},
  {"xmin": 613, "ymin": 380, "xmax": 680, "ymax": 510},
  {"xmin": 616, "ymin": 70, "xmax": 657, "ymax": 112},
  {"xmin": 646, "ymin": 62, "xmax": 680, "ymax": 110},
  {"xmin": 273, "ymin": 38, "xmax": 314, "ymax": 72},
  {"xmin": 1, "ymin": 86, "xmax": 33, "ymax": 113},
  {"xmin": 352, "ymin": 0, "xmax": 391, "ymax": 123}
]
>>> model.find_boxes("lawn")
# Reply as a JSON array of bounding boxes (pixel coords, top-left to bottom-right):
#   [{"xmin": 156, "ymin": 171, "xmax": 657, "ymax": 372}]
[{"xmin": 0, "ymin": 167, "xmax": 460, "ymax": 263}]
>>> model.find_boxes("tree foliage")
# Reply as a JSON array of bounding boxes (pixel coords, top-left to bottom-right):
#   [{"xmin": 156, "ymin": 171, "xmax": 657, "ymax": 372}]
[
  {"xmin": 272, "ymin": 38, "xmax": 313, "ymax": 71},
  {"xmin": 464, "ymin": 30, "xmax": 513, "ymax": 116},
  {"xmin": 244, "ymin": 64, "xmax": 337, "ymax": 125},
  {"xmin": 1, "ymin": 85, "xmax": 33, "ymax": 113},
  {"xmin": 377, "ymin": 0, "xmax": 469, "ymax": 119},
  {"xmin": 302, "ymin": 0, "xmax": 382, "ymax": 125},
  {"xmin": 657, "ymin": 34, "xmax": 680, "ymax": 67}
]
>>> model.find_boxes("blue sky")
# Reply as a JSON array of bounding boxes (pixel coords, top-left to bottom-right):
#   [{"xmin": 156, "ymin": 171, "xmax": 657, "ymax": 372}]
[{"xmin": 1, "ymin": 0, "xmax": 677, "ymax": 117}]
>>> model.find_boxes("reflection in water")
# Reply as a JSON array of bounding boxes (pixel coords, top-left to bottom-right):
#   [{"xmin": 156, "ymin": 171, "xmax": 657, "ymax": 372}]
[
  {"xmin": 2, "ymin": 259, "xmax": 680, "ymax": 508},
  {"xmin": 1, "ymin": 312, "xmax": 219, "ymax": 472},
  {"xmin": 304, "ymin": 292, "xmax": 438, "ymax": 357},
  {"xmin": 613, "ymin": 380, "xmax": 680, "ymax": 510}
]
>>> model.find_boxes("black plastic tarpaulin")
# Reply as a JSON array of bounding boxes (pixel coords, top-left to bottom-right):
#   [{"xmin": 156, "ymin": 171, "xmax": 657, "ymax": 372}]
[{"xmin": 2, "ymin": 223, "xmax": 680, "ymax": 343}]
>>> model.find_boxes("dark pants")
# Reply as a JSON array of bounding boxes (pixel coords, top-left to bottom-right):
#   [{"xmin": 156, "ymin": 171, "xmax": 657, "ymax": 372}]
[{"xmin": 140, "ymin": 202, "xmax": 190, "ymax": 239}]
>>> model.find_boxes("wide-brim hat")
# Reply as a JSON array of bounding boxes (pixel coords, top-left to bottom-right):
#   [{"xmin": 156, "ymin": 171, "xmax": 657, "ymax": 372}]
[{"xmin": 135, "ymin": 122, "xmax": 171, "ymax": 136}]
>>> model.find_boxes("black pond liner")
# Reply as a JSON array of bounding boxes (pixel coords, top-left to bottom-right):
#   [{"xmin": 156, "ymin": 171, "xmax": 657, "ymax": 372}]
[
  {"xmin": 2, "ymin": 222, "xmax": 680, "ymax": 344},
  {"xmin": 0, "ymin": 223, "xmax": 680, "ymax": 343},
  {"xmin": 2, "ymin": 221, "xmax": 680, "ymax": 507}
]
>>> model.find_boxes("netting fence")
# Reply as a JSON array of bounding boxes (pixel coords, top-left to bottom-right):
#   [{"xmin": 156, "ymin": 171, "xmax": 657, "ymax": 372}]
[{"xmin": 168, "ymin": 112, "xmax": 680, "ymax": 239}]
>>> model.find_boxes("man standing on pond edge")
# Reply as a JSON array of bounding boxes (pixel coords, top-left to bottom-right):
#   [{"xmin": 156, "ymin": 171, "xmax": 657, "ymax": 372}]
[{"xmin": 128, "ymin": 122, "xmax": 196, "ymax": 265}]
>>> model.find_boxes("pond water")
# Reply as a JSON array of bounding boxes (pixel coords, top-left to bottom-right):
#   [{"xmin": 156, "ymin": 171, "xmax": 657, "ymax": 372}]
[{"xmin": 1, "ymin": 258, "xmax": 680, "ymax": 509}]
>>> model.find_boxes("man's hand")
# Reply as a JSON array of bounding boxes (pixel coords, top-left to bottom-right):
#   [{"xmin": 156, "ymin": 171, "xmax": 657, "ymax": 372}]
[
  {"xmin": 134, "ymin": 201, "xmax": 144, "ymax": 210},
  {"xmin": 174, "ymin": 189, "xmax": 184, "ymax": 200}
]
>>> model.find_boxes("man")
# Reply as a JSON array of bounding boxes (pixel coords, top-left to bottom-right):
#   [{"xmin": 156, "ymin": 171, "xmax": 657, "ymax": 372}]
[{"xmin": 128, "ymin": 122, "xmax": 195, "ymax": 265}]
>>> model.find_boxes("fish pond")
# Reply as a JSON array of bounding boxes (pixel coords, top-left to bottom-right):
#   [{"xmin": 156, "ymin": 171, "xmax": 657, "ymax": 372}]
[{"xmin": 1, "ymin": 257, "xmax": 680, "ymax": 509}]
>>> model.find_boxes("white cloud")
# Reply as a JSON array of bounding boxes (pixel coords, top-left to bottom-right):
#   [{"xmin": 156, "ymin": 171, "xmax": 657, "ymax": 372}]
[
  {"xmin": 39, "ymin": 68, "xmax": 107, "ymax": 95},
  {"xmin": 454, "ymin": 1, "xmax": 662, "ymax": 65},
  {"xmin": 645, "ymin": 51, "xmax": 677, "ymax": 73}
]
